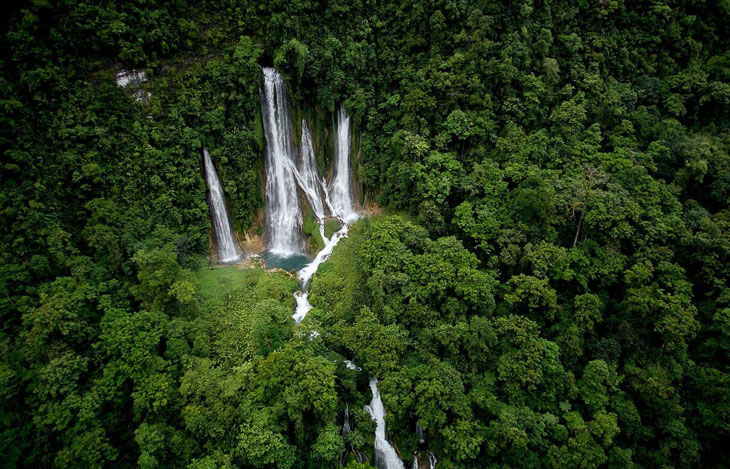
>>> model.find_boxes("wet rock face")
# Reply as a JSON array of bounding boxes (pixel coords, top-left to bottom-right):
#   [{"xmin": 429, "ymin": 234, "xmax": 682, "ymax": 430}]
[
  {"xmin": 132, "ymin": 89, "xmax": 152, "ymax": 104},
  {"xmin": 115, "ymin": 69, "xmax": 148, "ymax": 88},
  {"xmin": 115, "ymin": 69, "xmax": 152, "ymax": 106}
]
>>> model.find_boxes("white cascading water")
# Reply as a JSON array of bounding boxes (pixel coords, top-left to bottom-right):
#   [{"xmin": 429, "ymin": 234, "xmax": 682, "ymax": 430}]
[
  {"xmin": 292, "ymin": 116, "xmax": 360, "ymax": 321},
  {"xmin": 366, "ymin": 377, "xmax": 406, "ymax": 469},
  {"xmin": 342, "ymin": 403, "xmax": 353, "ymax": 435},
  {"xmin": 411, "ymin": 452, "xmax": 437, "ymax": 469},
  {"xmin": 329, "ymin": 105, "xmax": 360, "ymax": 223},
  {"xmin": 292, "ymin": 120, "xmax": 328, "ymax": 244},
  {"xmin": 258, "ymin": 70, "xmax": 404, "ymax": 468},
  {"xmin": 295, "ymin": 120, "xmax": 327, "ymax": 222},
  {"xmin": 260, "ymin": 67, "xmax": 303, "ymax": 256},
  {"xmin": 412, "ymin": 422, "xmax": 437, "ymax": 469},
  {"xmin": 416, "ymin": 422, "xmax": 425, "ymax": 445},
  {"xmin": 203, "ymin": 148, "xmax": 241, "ymax": 263},
  {"xmin": 293, "ymin": 225, "xmax": 350, "ymax": 322},
  {"xmin": 259, "ymin": 67, "xmax": 361, "ymax": 322}
]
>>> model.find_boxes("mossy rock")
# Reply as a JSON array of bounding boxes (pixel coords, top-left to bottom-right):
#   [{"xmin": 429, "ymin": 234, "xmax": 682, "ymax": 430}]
[
  {"xmin": 303, "ymin": 208, "xmax": 325, "ymax": 252},
  {"xmin": 324, "ymin": 217, "xmax": 342, "ymax": 238}
]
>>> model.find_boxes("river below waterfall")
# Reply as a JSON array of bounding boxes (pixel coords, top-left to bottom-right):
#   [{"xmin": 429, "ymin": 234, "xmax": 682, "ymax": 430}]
[{"xmin": 256, "ymin": 67, "xmax": 415, "ymax": 469}]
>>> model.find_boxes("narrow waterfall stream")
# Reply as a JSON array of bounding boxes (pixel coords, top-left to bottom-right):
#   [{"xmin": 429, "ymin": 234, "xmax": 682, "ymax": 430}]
[
  {"xmin": 366, "ymin": 378, "xmax": 406, "ymax": 469},
  {"xmin": 296, "ymin": 120, "xmax": 327, "ymax": 222},
  {"xmin": 293, "ymin": 225, "xmax": 351, "ymax": 323},
  {"xmin": 329, "ymin": 105, "xmax": 360, "ymax": 223},
  {"xmin": 294, "ymin": 120, "xmax": 328, "ymax": 244},
  {"xmin": 203, "ymin": 148, "xmax": 241, "ymax": 263},
  {"xmin": 411, "ymin": 453, "xmax": 437, "ymax": 469},
  {"xmin": 411, "ymin": 423, "xmax": 437, "ymax": 469}
]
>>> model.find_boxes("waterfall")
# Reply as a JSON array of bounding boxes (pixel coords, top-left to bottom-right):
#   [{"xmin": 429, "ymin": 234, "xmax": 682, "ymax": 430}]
[
  {"xmin": 416, "ymin": 422, "xmax": 425, "ymax": 446},
  {"xmin": 411, "ymin": 422, "xmax": 437, "ymax": 468},
  {"xmin": 203, "ymin": 148, "xmax": 240, "ymax": 263},
  {"xmin": 342, "ymin": 403, "xmax": 353, "ymax": 435},
  {"xmin": 411, "ymin": 451, "xmax": 437, "ymax": 469},
  {"xmin": 329, "ymin": 105, "xmax": 360, "ymax": 223},
  {"xmin": 259, "ymin": 68, "xmax": 360, "ymax": 322},
  {"xmin": 293, "ymin": 120, "xmax": 328, "ymax": 245},
  {"xmin": 290, "ymin": 106, "xmax": 359, "ymax": 323},
  {"xmin": 260, "ymin": 67, "xmax": 303, "ymax": 256},
  {"xmin": 340, "ymin": 401, "xmax": 370, "ymax": 467},
  {"xmin": 296, "ymin": 120, "xmax": 327, "ymax": 222},
  {"xmin": 365, "ymin": 378, "xmax": 406, "ymax": 469}
]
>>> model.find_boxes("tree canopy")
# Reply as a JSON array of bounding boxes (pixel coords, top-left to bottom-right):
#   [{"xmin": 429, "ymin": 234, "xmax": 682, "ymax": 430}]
[{"xmin": 2, "ymin": 0, "xmax": 730, "ymax": 467}]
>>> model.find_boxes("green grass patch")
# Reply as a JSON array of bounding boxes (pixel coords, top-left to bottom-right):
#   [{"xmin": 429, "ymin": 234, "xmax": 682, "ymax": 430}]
[{"xmin": 194, "ymin": 264, "xmax": 297, "ymax": 310}]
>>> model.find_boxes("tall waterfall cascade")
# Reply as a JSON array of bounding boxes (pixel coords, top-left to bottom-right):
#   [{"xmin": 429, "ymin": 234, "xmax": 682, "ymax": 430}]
[
  {"xmin": 295, "ymin": 120, "xmax": 329, "ymax": 244},
  {"xmin": 296, "ymin": 120, "xmax": 327, "ymax": 223},
  {"xmin": 366, "ymin": 378, "xmax": 406, "ymax": 469},
  {"xmin": 329, "ymin": 105, "xmax": 360, "ymax": 223},
  {"xmin": 259, "ymin": 67, "xmax": 360, "ymax": 322},
  {"xmin": 260, "ymin": 67, "xmax": 304, "ymax": 256},
  {"xmin": 260, "ymin": 69, "xmax": 359, "ymax": 259},
  {"xmin": 203, "ymin": 148, "xmax": 241, "ymax": 263}
]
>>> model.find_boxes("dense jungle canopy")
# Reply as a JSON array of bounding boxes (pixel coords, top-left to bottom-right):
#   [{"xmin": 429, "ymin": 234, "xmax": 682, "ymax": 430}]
[{"xmin": 1, "ymin": 0, "xmax": 730, "ymax": 468}]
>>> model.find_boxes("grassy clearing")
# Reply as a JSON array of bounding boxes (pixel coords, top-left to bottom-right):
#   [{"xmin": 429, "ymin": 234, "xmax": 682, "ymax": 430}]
[
  {"xmin": 192, "ymin": 265, "xmax": 299, "ymax": 365},
  {"xmin": 193, "ymin": 265, "xmax": 297, "ymax": 310}
]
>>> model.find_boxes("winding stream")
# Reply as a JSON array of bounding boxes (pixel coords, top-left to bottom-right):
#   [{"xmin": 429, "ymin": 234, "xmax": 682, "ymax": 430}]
[{"xmin": 257, "ymin": 67, "xmax": 412, "ymax": 469}]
